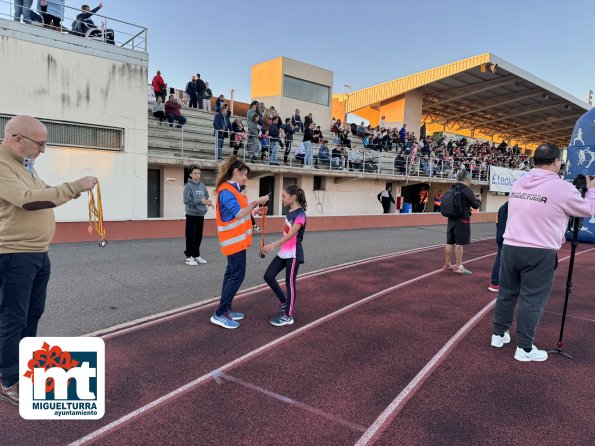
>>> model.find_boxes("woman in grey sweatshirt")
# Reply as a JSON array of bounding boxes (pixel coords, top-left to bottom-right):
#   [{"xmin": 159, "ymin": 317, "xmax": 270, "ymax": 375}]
[{"xmin": 183, "ymin": 164, "xmax": 212, "ymax": 265}]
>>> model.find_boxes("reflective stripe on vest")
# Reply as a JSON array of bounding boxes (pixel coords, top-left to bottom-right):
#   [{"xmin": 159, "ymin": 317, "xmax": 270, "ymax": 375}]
[{"xmin": 215, "ymin": 182, "xmax": 253, "ymax": 255}]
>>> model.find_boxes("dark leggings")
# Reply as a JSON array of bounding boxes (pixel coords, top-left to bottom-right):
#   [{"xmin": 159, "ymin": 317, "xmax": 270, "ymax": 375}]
[
  {"xmin": 263, "ymin": 256, "xmax": 300, "ymax": 317},
  {"xmin": 184, "ymin": 215, "xmax": 204, "ymax": 258}
]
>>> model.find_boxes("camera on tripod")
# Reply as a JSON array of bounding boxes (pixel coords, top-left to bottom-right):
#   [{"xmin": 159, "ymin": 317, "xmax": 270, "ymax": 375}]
[{"xmin": 573, "ymin": 173, "xmax": 594, "ymax": 196}]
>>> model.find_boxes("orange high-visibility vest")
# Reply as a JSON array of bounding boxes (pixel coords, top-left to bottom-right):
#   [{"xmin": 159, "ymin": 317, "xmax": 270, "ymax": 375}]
[
  {"xmin": 419, "ymin": 190, "xmax": 428, "ymax": 204},
  {"xmin": 215, "ymin": 182, "xmax": 253, "ymax": 256},
  {"xmin": 434, "ymin": 193, "xmax": 443, "ymax": 207}
]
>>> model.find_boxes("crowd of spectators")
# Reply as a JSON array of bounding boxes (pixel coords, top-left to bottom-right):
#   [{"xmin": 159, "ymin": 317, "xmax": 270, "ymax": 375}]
[{"xmin": 148, "ymin": 73, "xmax": 533, "ymax": 178}]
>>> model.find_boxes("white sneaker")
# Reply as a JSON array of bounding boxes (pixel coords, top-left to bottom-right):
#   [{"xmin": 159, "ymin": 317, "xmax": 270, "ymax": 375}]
[
  {"xmin": 514, "ymin": 345, "xmax": 548, "ymax": 362},
  {"xmin": 491, "ymin": 331, "xmax": 511, "ymax": 348},
  {"xmin": 185, "ymin": 257, "xmax": 199, "ymax": 266},
  {"xmin": 194, "ymin": 256, "xmax": 207, "ymax": 264}
]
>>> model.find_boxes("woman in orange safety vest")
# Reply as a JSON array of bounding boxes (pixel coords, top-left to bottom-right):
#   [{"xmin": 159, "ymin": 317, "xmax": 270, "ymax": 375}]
[{"xmin": 210, "ymin": 156, "xmax": 269, "ymax": 329}]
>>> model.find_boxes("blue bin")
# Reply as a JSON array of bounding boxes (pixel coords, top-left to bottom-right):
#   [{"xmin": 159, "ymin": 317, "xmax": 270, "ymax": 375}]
[{"xmin": 402, "ymin": 203, "xmax": 412, "ymax": 213}]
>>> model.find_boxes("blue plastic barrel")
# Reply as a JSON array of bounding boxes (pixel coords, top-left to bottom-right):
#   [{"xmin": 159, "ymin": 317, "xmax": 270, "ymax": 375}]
[{"xmin": 402, "ymin": 203, "xmax": 413, "ymax": 213}]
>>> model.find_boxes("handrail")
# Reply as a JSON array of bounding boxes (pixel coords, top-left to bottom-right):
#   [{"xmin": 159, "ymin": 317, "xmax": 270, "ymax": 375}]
[{"xmin": 1, "ymin": 0, "xmax": 147, "ymax": 52}]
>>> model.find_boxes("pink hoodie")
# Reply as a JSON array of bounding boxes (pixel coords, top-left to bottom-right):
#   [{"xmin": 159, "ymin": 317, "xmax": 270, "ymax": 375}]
[{"xmin": 504, "ymin": 168, "xmax": 595, "ymax": 250}]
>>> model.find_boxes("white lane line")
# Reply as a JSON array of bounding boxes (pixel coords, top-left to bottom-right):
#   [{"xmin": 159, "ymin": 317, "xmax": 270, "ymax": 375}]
[
  {"xmin": 67, "ymin": 251, "xmax": 497, "ymax": 446},
  {"xmin": 88, "ymin": 237, "xmax": 494, "ymax": 340},
  {"xmin": 353, "ymin": 299, "xmax": 497, "ymax": 446},
  {"xmin": 544, "ymin": 311, "xmax": 595, "ymax": 323},
  {"xmin": 216, "ymin": 372, "xmax": 367, "ymax": 433},
  {"xmin": 353, "ymin": 246, "xmax": 595, "ymax": 446}
]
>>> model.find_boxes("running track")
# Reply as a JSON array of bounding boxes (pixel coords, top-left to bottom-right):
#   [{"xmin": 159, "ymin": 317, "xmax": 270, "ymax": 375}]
[{"xmin": 1, "ymin": 239, "xmax": 593, "ymax": 445}]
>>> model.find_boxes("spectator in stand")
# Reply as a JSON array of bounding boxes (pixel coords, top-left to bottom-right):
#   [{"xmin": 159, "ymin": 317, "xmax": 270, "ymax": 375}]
[
  {"xmin": 292, "ymin": 109, "xmax": 304, "ymax": 133},
  {"xmin": 215, "ymin": 95, "xmax": 226, "ymax": 113},
  {"xmin": 282, "ymin": 118, "xmax": 295, "ymax": 165},
  {"xmin": 420, "ymin": 122, "xmax": 426, "ymax": 141},
  {"xmin": 331, "ymin": 119, "xmax": 341, "ymax": 135},
  {"xmin": 213, "ymin": 104, "xmax": 231, "ymax": 160},
  {"xmin": 230, "ymin": 117, "xmax": 247, "ymax": 157},
  {"xmin": 304, "ymin": 113, "xmax": 313, "ymax": 131},
  {"xmin": 339, "ymin": 128, "xmax": 351, "ymax": 148},
  {"xmin": 246, "ymin": 101, "xmax": 258, "ymax": 125},
  {"xmin": 377, "ymin": 185, "xmax": 395, "ymax": 213},
  {"xmin": 71, "ymin": 3, "xmax": 115, "ymax": 44},
  {"xmin": 315, "ymin": 140, "xmax": 331, "ymax": 168},
  {"xmin": 399, "ymin": 124, "xmax": 407, "ymax": 145},
  {"xmin": 152, "ymin": 96, "xmax": 166, "ymax": 123},
  {"xmin": 152, "ymin": 70, "xmax": 167, "ymax": 103},
  {"xmin": 443, "ymin": 169, "xmax": 481, "ymax": 275},
  {"xmin": 183, "ymin": 164, "xmax": 212, "ymax": 266},
  {"xmin": 186, "ymin": 75, "xmax": 198, "ymax": 109},
  {"xmin": 312, "ymin": 125, "xmax": 322, "ymax": 144},
  {"xmin": 165, "ymin": 94, "xmax": 187, "ymax": 128},
  {"xmin": 356, "ymin": 122, "xmax": 366, "ymax": 138},
  {"xmin": 332, "ymin": 146, "xmax": 346, "ymax": 169},
  {"xmin": 195, "ymin": 74, "xmax": 206, "ymax": 110},
  {"xmin": 303, "ymin": 122, "xmax": 314, "ymax": 167},
  {"xmin": 380, "ymin": 115, "xmax": 386, "ymax": 128},
  {"xmin": 43, "ymin": 0, "xmax": 64, "ymax": 31},
  {"xmin": 268, "ymin": 116, "xmax": 281, "ymax": 165},
  {"xmin": 294, "ymin": 142, "xmax": 305, "ymax": 165},
  {"xmin": 330, "ymin": 117, "xmax": 337, "ymax": 131},
  {"xmin": 348, "ymin": 147, "xmax": 363, "ymax": 170},
  {"xmin": 13, "ymin": 0, "xmax": 33, "ymax": 24},
  {"xmin": 202, "ymin": 82, "xmax": 212, "ymax": 111},
  {"xmin": 247, "ymin": 113, "xmax": 260, "ymax": 162}
]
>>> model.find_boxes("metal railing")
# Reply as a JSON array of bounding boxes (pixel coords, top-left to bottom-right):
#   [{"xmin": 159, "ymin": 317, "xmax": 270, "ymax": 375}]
[{"xmin": 1, "ymin": 0, "xmax": 147, "ymax": 52}]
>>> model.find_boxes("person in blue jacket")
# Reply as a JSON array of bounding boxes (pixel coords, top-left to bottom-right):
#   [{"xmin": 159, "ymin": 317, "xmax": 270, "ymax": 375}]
[{"xmin": 213, "ymin": 104, "xmax": 231, "ymax": 160}]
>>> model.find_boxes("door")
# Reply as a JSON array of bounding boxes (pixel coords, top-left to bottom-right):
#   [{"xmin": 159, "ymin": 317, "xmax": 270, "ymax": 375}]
[
  {"xmin": 282, "ymin": 177, "xmax": 297, "ymax": 215},
  {"xmin": 147, "ymin": 169, "xmax": 161, "ymax": 218},
  {"xmin": 259, "ymin": 176, "xmax": 275, "ymax": 216}
]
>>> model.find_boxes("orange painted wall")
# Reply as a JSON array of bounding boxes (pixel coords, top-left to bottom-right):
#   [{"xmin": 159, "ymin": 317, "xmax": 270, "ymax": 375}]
[
  {"xmin": 351, "ymin": 106, "xmax": 380, "ymax": 126},
  {"xmin": 378, "ymin": 96, "xmax": 406, "ymax": 126},
  {"xmin": 52, "ymin": 213, "xmax": 496, "ymax": 244},
  {"xmin": 251, "ymin": 57, "xmax": 283, "ymax": 99}
]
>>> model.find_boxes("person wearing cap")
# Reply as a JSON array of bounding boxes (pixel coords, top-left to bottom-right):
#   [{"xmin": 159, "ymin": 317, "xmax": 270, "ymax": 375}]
[
  {"xmin": 491, "ymin": 144, "xmax": 595, "ymax": 362},
  {"xmin": 443, "ymin": 169, "xmax": 481, "ymax": 274}
]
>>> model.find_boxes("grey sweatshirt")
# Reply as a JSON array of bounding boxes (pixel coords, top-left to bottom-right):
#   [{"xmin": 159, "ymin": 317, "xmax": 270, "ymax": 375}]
[{"xmin": 183, "ymin": 180, "xmax": 209, "ymax": 216}]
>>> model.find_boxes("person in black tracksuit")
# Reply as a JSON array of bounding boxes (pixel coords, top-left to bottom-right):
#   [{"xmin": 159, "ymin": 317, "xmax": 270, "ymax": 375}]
[{"xmin": 186, "ymin": 76, "xmax": 198, "ymax": 108}]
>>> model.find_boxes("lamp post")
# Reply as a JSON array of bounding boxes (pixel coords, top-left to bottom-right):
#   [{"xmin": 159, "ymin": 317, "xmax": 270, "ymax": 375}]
[{"xmin": 343, "ymin": 84, "xmax": 352, "ymax": 125}]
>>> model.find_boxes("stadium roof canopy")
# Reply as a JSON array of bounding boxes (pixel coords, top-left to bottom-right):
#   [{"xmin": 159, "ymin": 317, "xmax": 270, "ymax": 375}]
[{"xmin": 338, "ymin": 53, "xmax": 590, "ymax": 148}]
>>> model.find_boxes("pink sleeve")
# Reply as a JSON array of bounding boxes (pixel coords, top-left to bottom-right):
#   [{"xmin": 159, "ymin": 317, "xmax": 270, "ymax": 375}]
[{"xmin": 294, "ymin": 214, "xmax": 306, "ymax": 226}]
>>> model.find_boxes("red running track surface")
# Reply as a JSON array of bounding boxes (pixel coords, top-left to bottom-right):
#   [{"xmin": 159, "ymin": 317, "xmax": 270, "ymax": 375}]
[{"xmin": 1, "ymin": 240, "xmax": 593, "ymax": 446}]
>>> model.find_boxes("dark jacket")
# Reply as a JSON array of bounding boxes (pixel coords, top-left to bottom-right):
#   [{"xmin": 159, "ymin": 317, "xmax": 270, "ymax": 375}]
[
  {"xmin": 186, "ymin": 81, "xmax": 197, "ymax": 96},
  {"xmin": 496, "ymin": 201, "xmax": 509, "ymax": 246},
  {"xmin": 450, "ymin": 182, "xmax": 481, "ymax": 220},
  {"xmin": 303, "ymin": 127, "xmax": 314, "ymax": 142},
  {"xmin": 71, "ymin": 5, "xmax": 101, "ymax": 36},
  {"xmin": 282, "ymin": 124, "xmax": 294, "ymax": 141},
  {"xmin": 195, "ymin": 79, "xmax": 206, "ymax": 94},
  {"xmin": 213, "ymin": 112, "xmax": 230, "ymax": 131}
]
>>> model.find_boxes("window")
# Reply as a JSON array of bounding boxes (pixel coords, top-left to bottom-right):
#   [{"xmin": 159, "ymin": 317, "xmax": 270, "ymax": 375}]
[
  {"xmin": 313, "ymin": 176, "xmax": 325, "ymax": 191},
  {"xmin": 0, "ymin": 114, "xmax": 124, "ymax": 151},
  {"xmin": 283, "ymin": 76, "xmax": 330, "ymax": 106}
]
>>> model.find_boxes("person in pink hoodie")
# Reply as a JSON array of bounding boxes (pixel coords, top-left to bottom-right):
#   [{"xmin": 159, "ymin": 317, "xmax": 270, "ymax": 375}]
[{"xmin": 491, "ymin": 144, "xmax": 595, "ymax": 362}]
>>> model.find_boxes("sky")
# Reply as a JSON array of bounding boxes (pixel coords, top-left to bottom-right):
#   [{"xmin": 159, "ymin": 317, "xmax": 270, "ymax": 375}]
[{"xmin": 90, "ymin": 0, "xmax": 594, "ymax": 104}]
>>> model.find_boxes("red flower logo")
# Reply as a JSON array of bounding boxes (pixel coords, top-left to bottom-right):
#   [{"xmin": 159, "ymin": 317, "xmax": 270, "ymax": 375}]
[{"xmin": 23, "ymin": 342, "xmax": 80, "ymax": 392}]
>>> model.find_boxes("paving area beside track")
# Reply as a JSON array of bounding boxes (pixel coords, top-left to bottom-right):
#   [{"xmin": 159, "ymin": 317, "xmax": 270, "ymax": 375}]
[{"xmin": 40, "ymin": 224, "xmax": 497, "ymax": 336}]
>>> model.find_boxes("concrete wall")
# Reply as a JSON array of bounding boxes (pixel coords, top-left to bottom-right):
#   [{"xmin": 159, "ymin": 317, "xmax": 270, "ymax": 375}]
[
  {"xmin": 252, "ymin": 57, "xmax": 333, "ymax": 126},
  {"xmin": 0, "ymin": 24, "xmax": 148, "ymax": 221}
]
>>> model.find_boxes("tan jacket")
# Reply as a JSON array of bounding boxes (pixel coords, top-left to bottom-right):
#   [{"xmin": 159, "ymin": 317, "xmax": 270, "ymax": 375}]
[{"xmin": 0, "ymin": 144, "xmax": 85, "ymax": 253}]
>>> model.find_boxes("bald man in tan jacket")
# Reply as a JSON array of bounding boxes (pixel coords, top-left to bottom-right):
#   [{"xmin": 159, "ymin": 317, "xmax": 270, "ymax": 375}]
[{"xmin": 0, "ymin": 115, "xmax": 97, "ymax": 406}]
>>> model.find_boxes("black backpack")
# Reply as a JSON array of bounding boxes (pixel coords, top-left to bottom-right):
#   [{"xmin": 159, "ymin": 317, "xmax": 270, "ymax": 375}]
[{"xmin": 440, "ymin": 185, "xmax": 464, "ymax": 218}]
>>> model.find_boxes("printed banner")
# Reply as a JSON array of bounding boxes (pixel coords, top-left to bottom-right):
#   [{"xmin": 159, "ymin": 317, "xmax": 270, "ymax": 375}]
[{"xmin": 489, "ymin": 166, "xmax": 527, "ymax": 193}]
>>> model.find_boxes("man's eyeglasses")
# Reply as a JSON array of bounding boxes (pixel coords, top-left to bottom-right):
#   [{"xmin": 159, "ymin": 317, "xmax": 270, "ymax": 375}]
[{"xmin": 13, "ymin": 134, "xmax": 47, "ymax": 149}]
